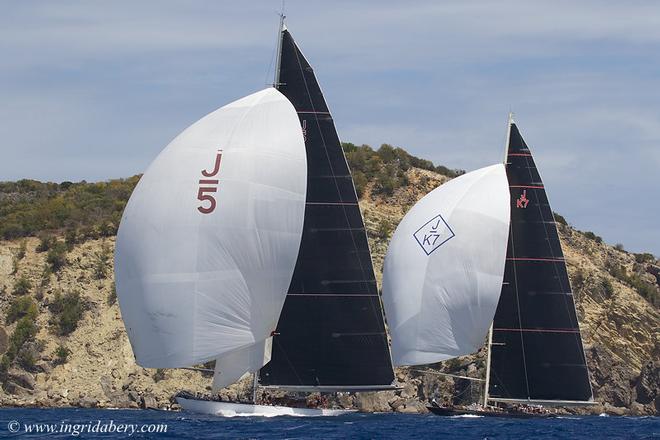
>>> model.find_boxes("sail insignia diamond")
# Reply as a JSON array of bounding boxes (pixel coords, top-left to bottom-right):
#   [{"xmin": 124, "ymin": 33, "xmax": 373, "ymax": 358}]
[{"xmin": 413, "ymin": 214, "xmax": 455, "ymax": 255}]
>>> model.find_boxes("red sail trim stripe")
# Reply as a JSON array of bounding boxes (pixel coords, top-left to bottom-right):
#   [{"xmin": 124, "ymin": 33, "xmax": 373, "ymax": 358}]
[
  {"xmin": 509, "ymin": 185, "xmax": 544, "ymax": 189},
  {"xmin": 306, "ymin": 201, "xmax": 358, "ymax": 206},
  {"xmin": 508, "ymin": 153, "xmax": 533, "ymax": 157},
  {"xmin": 506, "ymin": 257, "xmax": 565, "ymax": 262},
  {"xmin": 494, "ymin": 328, "xmax": 580, "ymax": 334},
  {"xmin": 287, "ymin": 293, "xmax": 379, "ymax": 297}
]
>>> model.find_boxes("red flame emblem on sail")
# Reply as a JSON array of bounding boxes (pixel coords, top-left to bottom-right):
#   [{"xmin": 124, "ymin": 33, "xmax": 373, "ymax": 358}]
[{"xmin": 516, "ymin": 190, "xmax": 529, "ymax": 209}]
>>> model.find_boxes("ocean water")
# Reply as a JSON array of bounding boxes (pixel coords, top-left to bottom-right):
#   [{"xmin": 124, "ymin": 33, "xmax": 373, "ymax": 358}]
[{"xmin": 0, "ymin": 408, "xmax": 657, "ymax": 439}]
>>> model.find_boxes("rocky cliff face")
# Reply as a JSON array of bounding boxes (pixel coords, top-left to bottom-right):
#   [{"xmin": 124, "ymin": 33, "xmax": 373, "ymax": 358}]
[{"xmin": 0, "ymin": 166, "xmax": 657, "ymax": 415}]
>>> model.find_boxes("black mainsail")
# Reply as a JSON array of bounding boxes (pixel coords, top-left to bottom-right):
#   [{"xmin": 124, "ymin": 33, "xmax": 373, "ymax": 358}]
[
  {"xmin": 485, "ymin": 116, "xmax": 593, "ymax": 404},
  {"xmin": 259, "ymin": 24, "xmax": 395, "ymax": 390}
]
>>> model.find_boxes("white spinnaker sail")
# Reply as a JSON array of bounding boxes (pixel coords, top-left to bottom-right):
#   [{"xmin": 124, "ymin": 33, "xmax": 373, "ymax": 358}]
[
  {"xmin": 382, "ymin": 164, "xmax": 510, "ymax": 367},
  {"xmin": 114, "ymin": 88, "xmax": 307, "ymax": 368},
  {"xmin": 212, "ymin": 337, "xmax": 272, "ymax": 391}
]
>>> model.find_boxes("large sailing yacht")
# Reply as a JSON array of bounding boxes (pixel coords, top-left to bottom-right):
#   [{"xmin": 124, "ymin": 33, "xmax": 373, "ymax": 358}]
[{"xmin": 114, "ymin": 17, "xmax": 394, "ymax": 418}]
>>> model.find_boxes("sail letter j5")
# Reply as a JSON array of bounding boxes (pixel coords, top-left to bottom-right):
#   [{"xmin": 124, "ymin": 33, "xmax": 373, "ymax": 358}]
[
  {"xmin": 197, "ymin": 150, "xmax": 222, "ymax": 214},
  {"xmin": 202, "ymin": 151, "xmax": 223, "ymax": 177}
]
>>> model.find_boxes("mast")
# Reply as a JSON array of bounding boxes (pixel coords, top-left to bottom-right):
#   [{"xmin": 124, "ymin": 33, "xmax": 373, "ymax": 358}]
[
  {"xmin": 483, "ymin": 114, "xmax": 513, "ymax": 407},
  {"xmin": 252, "ymin": 371, "xmax": 259, "ymax": 404},
  {"xmin": 503, "ymin": 112, "xmax": 514, "ymax": 164},
  {"xmin": 274, "ymin": 12, "xmax": 285, "ymax": 87},
  {"xmin": 482, "ymin": 324, "xmax": 493, "ymax": 406}
]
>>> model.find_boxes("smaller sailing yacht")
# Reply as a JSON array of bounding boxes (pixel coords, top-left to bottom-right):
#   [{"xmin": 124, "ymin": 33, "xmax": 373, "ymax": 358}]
[{"xmin": 382, "ymin": 114, "xmax": 594, "ymax": 418}]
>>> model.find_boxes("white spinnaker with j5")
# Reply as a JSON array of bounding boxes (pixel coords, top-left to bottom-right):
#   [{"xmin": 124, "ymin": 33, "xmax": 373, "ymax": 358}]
[
  {"xmin": 114, "ymin": 88, "xmax": 307, "ymax": 385},
  {"xmin": 382, "ymin": 164, "xmax": 510, "ymax": 367}
]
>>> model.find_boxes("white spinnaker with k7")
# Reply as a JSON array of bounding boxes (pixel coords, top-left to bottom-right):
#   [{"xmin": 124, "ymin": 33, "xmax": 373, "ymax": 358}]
[
  {"xmin": 382, "ymin": 164, "xmax": 510, "ymax": 367},
  {"xmin": 114, "ymin": 88, "xmax": 307, "ymax": 387}
]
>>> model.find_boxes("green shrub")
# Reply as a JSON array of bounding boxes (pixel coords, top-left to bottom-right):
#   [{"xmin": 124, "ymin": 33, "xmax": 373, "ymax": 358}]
[
  {"xmin": 49, "ymin": 291, "xmax": 84, "ymax": 335},
  {"xmin": 444, "ymin": 357, "xmax": 462, "ymax": 371},
  {"xmin": 376, "ymin": 220, "xmax": 393, "ymax": 240},
  {"xmin": 631, "ymin": 279, "xmax": 659, "ymax": 306},
  {"xmin": 553, "ymin": 212, "xmax": 568, "ymax": 226},
  {"xmin": 79, "ymin": 225, "xmax": 99, "ymax": 241},
  {"xmin": 0, "ymin": 355, "xmax": 10, "ymax": 381},
  {"xmin": 16, "ymin": 241, "xmax": 27, "ymax": 260},
  {"xmin": 40, "ymin": 266, "xmax": 52, "ymax": 288},
  {"xmin": 571, "ymin": 268, "xmax": 586, "ymax": 291},
  {"xmin": 54, "ymin": 344, "xmax": 70, "ymax": 365},
  {"xmin": 64, "ymin": 228, "xmax": 78, "ymax": 250},
  {"xmin": 17, "ymin": 346, "xmax": 36, "ymax": 370},
  {"xmin": 94, "ymin": 243, "xmax": 112, "ymax": 279},
  {"xmin": 12, "ymin": 276, "xmax": 32, "ymax": 296},
  {"xmin": 607, "ymin": 263, "xmax": 628, "ymax": 282},
  {"xmin": 46, "ymin": 241, "xmax": 68, "ymax": 272},
  {"xmin": 601, "ymin": 278, "xmax": 615, "ymax": 298},
  {"xmin": 107, "ymin": 281, "xmax": 117, "ymax": 306},
  {"xmin": 352, "ymin": 171, "xmax": 368, "ymax": 198},
  {"xmin": 6, "ymin": 296, "xmax": 38, "ymax": 324},
  {"xmin": 615, "ymin": 243, "xmax": 625, "ymax": 252},
  {"xmin": 582, "ymin": 231, "xmax": 603, "ymax": 244},
  {"xmin": 606, "ymin": 261, "xmax": 659, "ymax": 306},
  {"xmin": 634, "ymin": 253, "xmax": 656, "ymax": 264},
  {"xmin": 6, "ymin": 317, "xmax": 38, "ymax": 361},
  {"xmin": 97, "ymin": 222, "xmax": 116, "ymax": 237},
  {"xmin": 153, "ymin": 368, "xmax": 166, "ymax": 382},
  {"xmin": 36, "ymin": 234, "xmax": 54, "ymax": 252}
]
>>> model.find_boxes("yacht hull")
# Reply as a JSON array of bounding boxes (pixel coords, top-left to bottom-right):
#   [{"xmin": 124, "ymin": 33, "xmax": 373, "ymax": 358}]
[{"xmin": 177, "ymin": 397, "xmax": 356, "ymax": 417}]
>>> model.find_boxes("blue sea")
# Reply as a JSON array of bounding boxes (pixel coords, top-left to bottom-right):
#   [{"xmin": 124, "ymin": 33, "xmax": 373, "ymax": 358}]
[{"xmin": 0, "ymin": 408, "xmax": 657, "ymax": 439}]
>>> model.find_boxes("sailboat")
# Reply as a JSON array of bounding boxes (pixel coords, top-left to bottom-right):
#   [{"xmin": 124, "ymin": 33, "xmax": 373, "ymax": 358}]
[
  {"xmin": 482, "ymin": 115, "xmax": 594, "ymax": 409},
  {"xmin": 382, "ymin": 115, "xmax": 594, "ymax": 418},
  {"xmin": 115, "ymin": 17, "xmax": 393, "ymax": 418}
]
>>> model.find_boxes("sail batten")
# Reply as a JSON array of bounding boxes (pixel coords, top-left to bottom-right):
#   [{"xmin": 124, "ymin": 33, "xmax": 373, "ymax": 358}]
[
  {"xmin": 259, "ymin": 27, "xmax": 394, "ymax": 388},
  {"xmin": 487, "ymin": 122, "xmax": 593, "ymax": 403}
]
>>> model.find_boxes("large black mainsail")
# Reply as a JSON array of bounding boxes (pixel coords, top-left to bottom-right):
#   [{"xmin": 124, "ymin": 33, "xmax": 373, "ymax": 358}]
[
  {"xmin": 485, "ymin": 116, "xmax": 593, "ymax": 404},
  {"xmin": 259, "ymin": 24, "xmax": 395, "ymax": 390}
]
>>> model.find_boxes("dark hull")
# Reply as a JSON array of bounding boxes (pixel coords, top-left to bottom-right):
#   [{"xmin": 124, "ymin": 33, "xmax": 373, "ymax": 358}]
[{"xmin": 427, "ymin": 406, "xmax": 555, "ymax": 419}]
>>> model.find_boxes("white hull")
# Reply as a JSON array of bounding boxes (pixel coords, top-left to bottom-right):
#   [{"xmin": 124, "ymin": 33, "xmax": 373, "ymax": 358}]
[{"xmin": 176, "ymin": 397, "xmax": 356, "ymax": 418}]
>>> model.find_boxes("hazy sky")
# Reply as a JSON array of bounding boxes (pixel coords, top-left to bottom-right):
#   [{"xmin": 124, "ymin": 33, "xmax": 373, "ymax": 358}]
[{"xmin": 1, "ymin": 1, "xmax": 658, "ymax": 255}]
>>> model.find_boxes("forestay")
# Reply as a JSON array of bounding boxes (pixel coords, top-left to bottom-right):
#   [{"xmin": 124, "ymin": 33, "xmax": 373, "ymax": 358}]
[
  {"xmin": 114, "ymin": 88, "xmax": 307, "ymax": 369},
  {"xmin": 382, "ymin": 164, "xmax": 510, "ymax": 367}
]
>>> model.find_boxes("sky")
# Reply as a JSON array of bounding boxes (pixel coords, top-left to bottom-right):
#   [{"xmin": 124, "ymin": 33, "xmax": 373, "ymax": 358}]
[{"xmin": 1, "ymin": 1, "xmax": 658, "ymax": 255}]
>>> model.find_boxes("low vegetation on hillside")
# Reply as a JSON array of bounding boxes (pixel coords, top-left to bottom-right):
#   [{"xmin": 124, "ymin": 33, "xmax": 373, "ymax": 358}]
[
  {"xmin": 342, "ymin": 143, "xmax": 464, "ymax": 197},
  {"xmin": 0, "ymin": 177, "xmax": 139, "ymax": 241}
]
